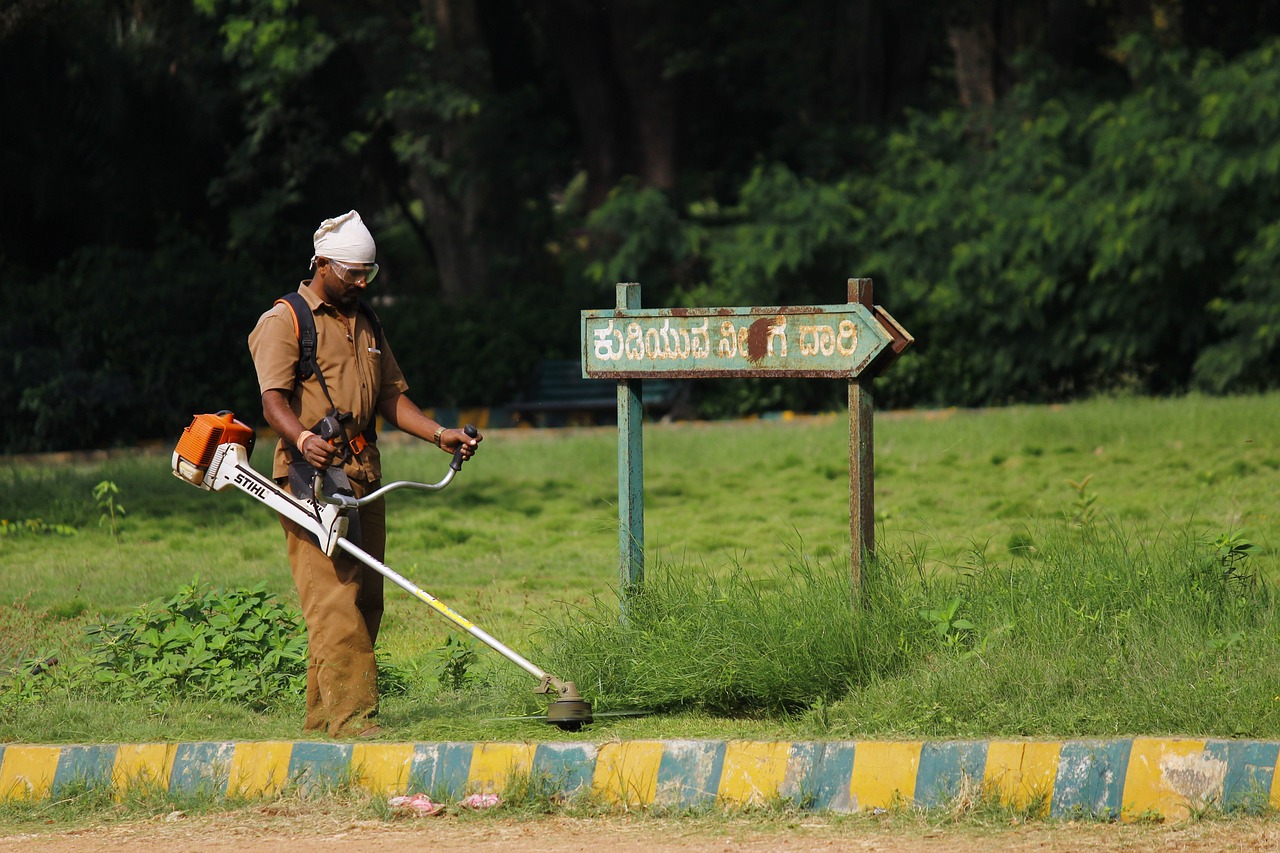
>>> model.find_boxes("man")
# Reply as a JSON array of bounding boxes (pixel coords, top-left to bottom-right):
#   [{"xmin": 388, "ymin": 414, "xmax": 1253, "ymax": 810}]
[{"xmin": 248, "ymin": 210, "xmax": 481, "ymax": 738}]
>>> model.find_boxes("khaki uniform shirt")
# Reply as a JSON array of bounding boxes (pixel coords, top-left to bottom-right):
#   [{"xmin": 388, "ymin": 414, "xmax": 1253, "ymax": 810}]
[{"xmin": 248, "ymin": 283, "xmax": 409, "ymax": 483}]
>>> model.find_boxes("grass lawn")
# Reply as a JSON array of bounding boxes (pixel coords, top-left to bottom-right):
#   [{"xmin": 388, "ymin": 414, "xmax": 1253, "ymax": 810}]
[{"xmin": 1, "ymin": 392, "xmax": 1277, "ymax": 744}]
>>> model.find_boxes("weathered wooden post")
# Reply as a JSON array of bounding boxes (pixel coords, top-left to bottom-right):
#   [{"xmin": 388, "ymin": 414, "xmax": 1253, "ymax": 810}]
[
  {"xmin": 848, "ymin": 277, "xmax": 876, "ymax": 588},
  {"xmin": 846, "ymin": 277, "xmax": 913, "ymax": 586},
  {"xmin": 581, "ymin": 280, "xmax": 911, "ymax": 611},
  {"xmin": 616, "ymin": 282, "xmax": 645, "ymax": 595}
]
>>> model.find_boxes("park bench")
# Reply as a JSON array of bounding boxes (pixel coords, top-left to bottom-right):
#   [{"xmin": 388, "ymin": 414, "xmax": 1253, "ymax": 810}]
[{"xmin": 510, "ymin": 359, "xmax": 684, "ymax": 427}]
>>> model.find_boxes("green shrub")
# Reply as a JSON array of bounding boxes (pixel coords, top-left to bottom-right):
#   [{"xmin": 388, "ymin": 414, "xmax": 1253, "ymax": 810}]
[
  {"xmin": 569, "ymin": 35, "xmax": 1280, "ymax": 412},
  {"xmin": 82, "ymin": 580, "xmax": 307, "ymax": 710}
]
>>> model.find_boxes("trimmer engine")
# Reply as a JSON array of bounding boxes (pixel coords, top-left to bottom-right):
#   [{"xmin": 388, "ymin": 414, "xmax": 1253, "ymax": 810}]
[{"xmin": 173, "ymin": 411, "xmax": 256, "ymax": 488}]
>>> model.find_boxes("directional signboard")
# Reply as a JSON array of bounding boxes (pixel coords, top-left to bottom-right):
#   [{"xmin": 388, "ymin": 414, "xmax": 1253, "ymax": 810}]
[
  {"xmin": 581, "ymin": 304, "xmax": 893, "ymax": 379},
  {"xmin": 582, "ymin": 280, "xmax": 912, "ymax": 612}
]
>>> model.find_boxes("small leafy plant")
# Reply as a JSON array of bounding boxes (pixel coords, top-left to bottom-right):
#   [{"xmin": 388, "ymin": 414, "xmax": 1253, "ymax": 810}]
[
  {"xmin": 1, "ymin": 649, "xmax": 62, "ymax": 703},
  {"xmin": 434, "ymin": 633, "xmax": 478, "ymax": 690},
  {"xmin": 1189, "ymin": 531, "xmax": 1259, "ymax": 603},
  {"xmin": 93, "ymin": 480, "xmax": 125, "ymax": 540},
  {"xmin": 1066, "ymin": 475, "xmax": 1097, "ymax": 528},
  {"xmin": 1212, "ymin": 531, "xmax": 1258, "ymax": 581},
  {"xmin": 919, "ymin": 596, "xmax": 975, "ymax": 648}
]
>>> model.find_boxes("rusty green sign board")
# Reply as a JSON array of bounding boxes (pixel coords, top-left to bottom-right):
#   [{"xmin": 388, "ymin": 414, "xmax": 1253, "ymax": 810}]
[
  {"xmin": 584, "ymin": 280, "xmax": 912, "ymax": 616},
  {"xmin": 581, "ymin": 304, "xmax": 893, "ymax": 379}
]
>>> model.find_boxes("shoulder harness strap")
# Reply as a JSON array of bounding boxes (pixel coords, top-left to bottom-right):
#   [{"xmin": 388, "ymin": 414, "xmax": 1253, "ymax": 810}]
[
  {"xmin": 274, "ymin": 292, "xmax": 383, "ymax": 448},
  {"xmin": 275, "ymin": 292, "xmax": 317, "ymax": 382},
  {"xmin": 275, "ymin": 291, "xmax": 337, "ymax": 414}
]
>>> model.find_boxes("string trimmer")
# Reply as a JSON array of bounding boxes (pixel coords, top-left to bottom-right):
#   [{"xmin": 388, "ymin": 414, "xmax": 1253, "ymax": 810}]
[{"xmin": 171, "ymin": 411, "xmax": 593, "ymax": 730}]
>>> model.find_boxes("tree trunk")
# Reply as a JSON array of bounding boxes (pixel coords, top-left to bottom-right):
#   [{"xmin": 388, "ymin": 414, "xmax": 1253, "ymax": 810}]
[
  {"xmin": 948, "ymin": 21, "xmax": 996, "ymax": 108},
  {"xmin": 609, "ymin": 3, "xmax": 677, "ymax": 191},
  {"xmin": 409, "ymin": 164, "xmax": 490, "ymax": 304},
  {"xmin": 413, "ymin": 0, "xmax": 492, "ymax": 303},
  {"xmin": 528, "ymin": 0, "xmax": 631, "ymax": 209}
]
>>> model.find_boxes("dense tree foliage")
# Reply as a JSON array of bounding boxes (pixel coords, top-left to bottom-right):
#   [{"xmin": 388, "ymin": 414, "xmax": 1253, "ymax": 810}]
[{"xmin": 3, "ymin": 0, "xmax": 1279, "ymax": 451}]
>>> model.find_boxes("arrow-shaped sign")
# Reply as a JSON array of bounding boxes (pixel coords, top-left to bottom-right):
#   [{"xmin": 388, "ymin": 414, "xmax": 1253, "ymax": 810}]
[{"xmin": 581, "ymin": 303, "xmax": 899, "ymax": 379}]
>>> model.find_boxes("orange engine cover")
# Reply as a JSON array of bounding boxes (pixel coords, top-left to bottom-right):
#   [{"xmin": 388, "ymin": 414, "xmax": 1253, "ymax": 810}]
[{"xmin": 174, "ymin": 411, "xmax": 256, "ymax": 473}]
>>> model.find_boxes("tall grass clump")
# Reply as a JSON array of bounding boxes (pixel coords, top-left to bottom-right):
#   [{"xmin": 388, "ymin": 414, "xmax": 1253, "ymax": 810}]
[
  {"xmin": 834, "ymin": 520, "xmax": 1280, "ymax": 738},
  {"xmin": 512, "ymin": 517, "xmax": 1280, "ymax": 739},
  {"xmin": 506, "ymin": 549, "xmax": 927, "ymax": 716}
]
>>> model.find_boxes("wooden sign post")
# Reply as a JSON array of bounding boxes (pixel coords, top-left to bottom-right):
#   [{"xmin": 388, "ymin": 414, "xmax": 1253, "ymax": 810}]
[{"xmin": 581, "ymin": 280, "xmax": 912, "ymax": 607}]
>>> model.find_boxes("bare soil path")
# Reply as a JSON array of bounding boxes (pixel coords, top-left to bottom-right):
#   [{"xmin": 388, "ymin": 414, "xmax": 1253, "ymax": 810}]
[{"xmin": 3, "ymin": 814, "xmax": 1279, "ymax": 853}]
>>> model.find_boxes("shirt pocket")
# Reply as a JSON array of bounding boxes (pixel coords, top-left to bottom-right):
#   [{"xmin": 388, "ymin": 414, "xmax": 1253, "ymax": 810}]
[{"xmin": 358, "ymin": 336, "xmax": 384, "ymax": 407}]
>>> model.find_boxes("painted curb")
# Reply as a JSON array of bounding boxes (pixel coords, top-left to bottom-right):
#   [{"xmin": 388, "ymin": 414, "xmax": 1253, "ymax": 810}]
[{"xmin": 2, "ymin": 737, "xmax": 1276, "ymax": 820}]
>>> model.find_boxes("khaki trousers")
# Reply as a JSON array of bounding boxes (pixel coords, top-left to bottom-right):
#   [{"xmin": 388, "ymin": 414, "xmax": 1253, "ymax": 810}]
[{"xmin": 280, "ymin": 481, "xmax": 386, "ymax": 738}]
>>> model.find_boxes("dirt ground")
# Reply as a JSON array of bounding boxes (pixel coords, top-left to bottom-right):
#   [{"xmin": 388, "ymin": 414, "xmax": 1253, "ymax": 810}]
[{"xmin": 3, "ymin": 813, "xmax": 1279, "ymax": 853}]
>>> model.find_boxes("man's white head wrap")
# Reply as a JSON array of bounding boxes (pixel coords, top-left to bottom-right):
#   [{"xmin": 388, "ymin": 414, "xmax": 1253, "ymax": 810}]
[{"xmin": 312, "ymin": 210, "xmax": 376, "ymax": 265}]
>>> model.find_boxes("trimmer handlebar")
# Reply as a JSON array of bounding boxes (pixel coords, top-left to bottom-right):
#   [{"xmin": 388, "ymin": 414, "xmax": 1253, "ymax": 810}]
[
  {"xmin": 450, "ymin": 424, "xmax": 481, "ymax": 471},
  {"xmin": 314, "ymin": 424, "xmax": 478, "ymax": 509}
]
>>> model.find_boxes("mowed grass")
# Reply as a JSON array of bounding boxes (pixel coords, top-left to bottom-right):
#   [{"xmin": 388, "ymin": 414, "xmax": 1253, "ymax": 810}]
[{"xmin": 1, "ymin": 392, "xmax": 1278, "ymax": 744}]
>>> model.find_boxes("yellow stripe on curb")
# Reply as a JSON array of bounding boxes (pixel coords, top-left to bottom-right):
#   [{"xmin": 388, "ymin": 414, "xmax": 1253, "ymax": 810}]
[
  {"xmin": 227, "ymin": 742, "xmax": 295, "ymax": 799},
  {"xmin": 1271, "ymin": 754, "xmax": 1280, "ymax": 812},
  {"xmin": 352, "ymin": 743, "xmax": 415, "ymax": 796},
  {"xmin": 592, "ymin": 741, "xmax": 663, "ymax": 807},
  {"xmin": 0, "ymin": 746, "xmax": 61, "ymax": 800},
  {"xmin": 1122, "ymin": 738, "xmax": 1211, "ymax": 822},
  {"xmin": 984, "ymin": 741, "xmax": 1060, "ymax": 814},
  {"xmin": 112, "ymin": 744, "xmax": 177, "ymax": 797},
  {"xmin": 719, "ymin": 740, "xmax": 790, "ymax": 806},
  {"xmin": 849, "ymin": 741, "xmax": 922, "ymax": 811},
  {"xmin": 468, "ymin": 743, "xmax": 536, "ymax": 794}
]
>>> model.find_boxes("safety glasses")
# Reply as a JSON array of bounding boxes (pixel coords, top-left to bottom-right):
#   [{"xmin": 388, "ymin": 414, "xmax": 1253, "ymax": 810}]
[{"xmin": 325, "ymin": 257, "xmax": 379, "ymax": 286}]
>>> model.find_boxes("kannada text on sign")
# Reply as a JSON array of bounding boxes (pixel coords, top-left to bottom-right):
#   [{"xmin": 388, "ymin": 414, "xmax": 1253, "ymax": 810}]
[{"xmin": 581, "ymin": 305, "xmax": 892, "ymax": 379}]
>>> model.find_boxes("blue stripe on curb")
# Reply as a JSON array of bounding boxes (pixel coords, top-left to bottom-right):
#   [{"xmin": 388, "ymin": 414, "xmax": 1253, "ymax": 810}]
[
  {"xmin": 1205, "ymin": 739, "xmax": 1278, "ymax": 810},
  {"xmin": 288, "ymin": 742, "xmax": 352, "ymax": 792},
  {"xmin": 52, "ymin": 744, "xmax": 117, "ymax": 795},
  {"xmin": 1051, "ymin": 739, "xmax": 1132, "ymax": 818},
  {"xmin": 171, "ymin": 742, "xmax": 236, "ymax": 794},
  {"xmin": 533, "ymin": 743, "xmax": 598, "ymax": 795},
  {"xmin": 408, "ymin": 742, "xmax": 473, "ymax": 798},
  {"xmin": 784, "ymin": 741, "xmax": 856, "ymax": 811},
  {"xmin": 914, "ymin": 741, "xmax": 989, "ymax": 808},
  {"xmin": 655, "ymin": 740, "xmax": 726, "ymax": 807}
]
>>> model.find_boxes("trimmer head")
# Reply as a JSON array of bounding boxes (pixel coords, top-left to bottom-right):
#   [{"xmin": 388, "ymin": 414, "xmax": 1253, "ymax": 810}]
[
  {"xmin": 547, "ymin": 701, "xmax": 593, "ymax": 730},
  {"xmin": 538, "ymin": 678, "xmax": 594, "ymax": 730}
]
